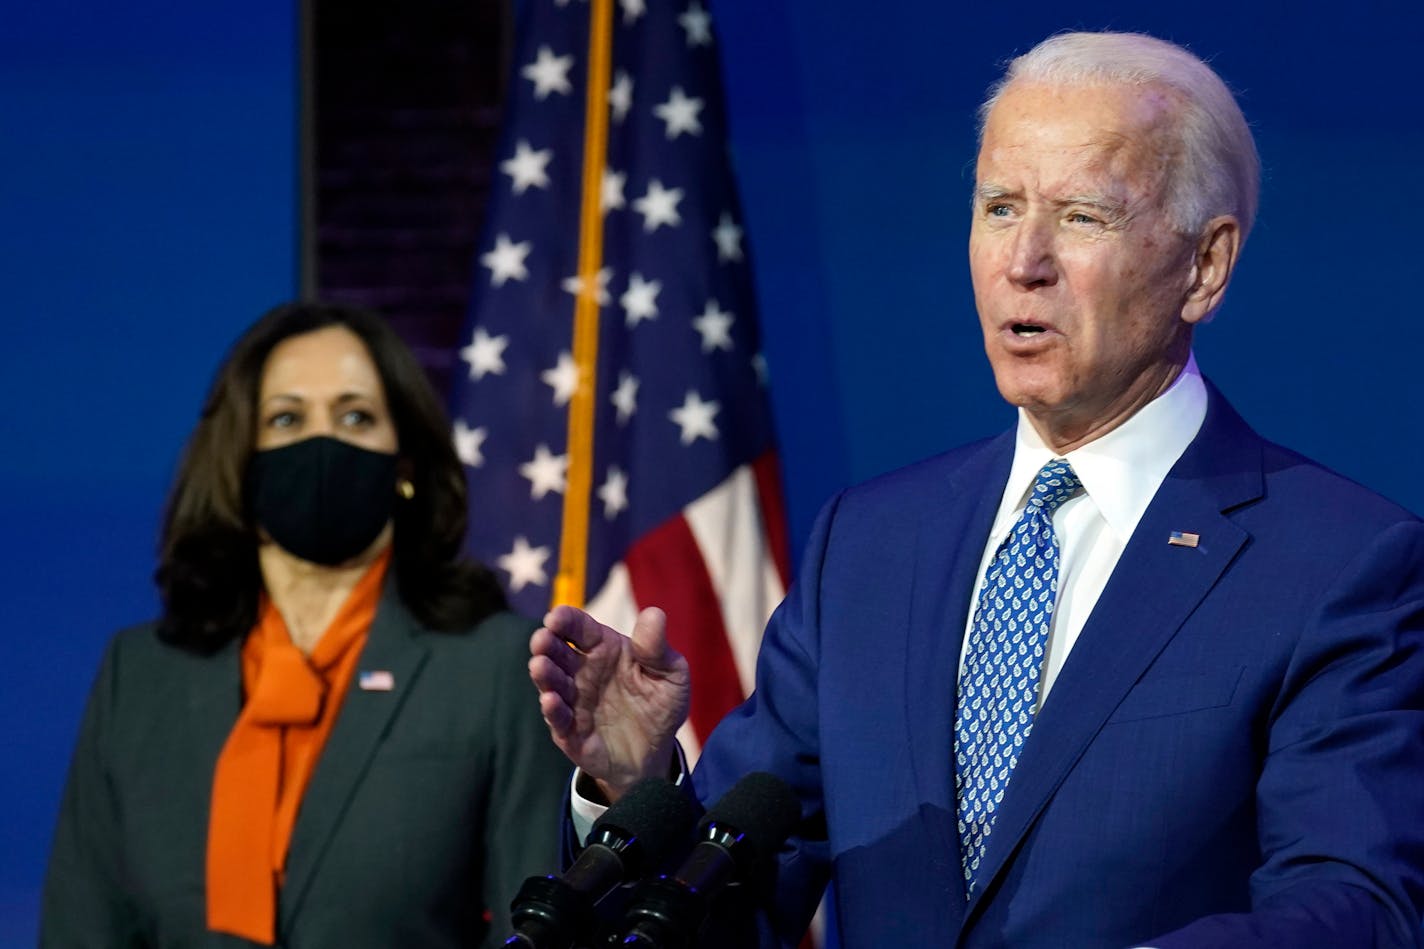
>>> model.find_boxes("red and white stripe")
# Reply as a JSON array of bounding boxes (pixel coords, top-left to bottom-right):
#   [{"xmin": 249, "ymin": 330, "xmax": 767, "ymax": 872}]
[
  {"xmin": 585, "ymin": 450, "xmax": 790, "ymax": 762},
  {"xmin": 584, "ymin": 451, "xmax": 826, "ymax": 947}
]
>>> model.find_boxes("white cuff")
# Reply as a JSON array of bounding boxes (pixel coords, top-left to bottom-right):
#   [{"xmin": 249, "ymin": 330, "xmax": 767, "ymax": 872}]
[{"xmin": 569, "ymin": 744, "xmax": 690, "ymax": 845}]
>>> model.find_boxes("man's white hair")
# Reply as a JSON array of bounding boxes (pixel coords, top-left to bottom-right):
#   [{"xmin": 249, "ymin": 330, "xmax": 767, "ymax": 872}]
[{"xmin": 980, "ymin": 31, "xmax": 1260, "ymax": 241}]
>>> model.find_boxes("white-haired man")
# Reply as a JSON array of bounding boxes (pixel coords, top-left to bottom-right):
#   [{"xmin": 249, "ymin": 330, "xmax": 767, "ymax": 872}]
[{"xmin": 532, "ymin": 31, "xmax": 1424, "ymax": 948}]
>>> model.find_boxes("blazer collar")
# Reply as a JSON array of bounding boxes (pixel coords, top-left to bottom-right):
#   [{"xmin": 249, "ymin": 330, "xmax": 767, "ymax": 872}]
[
  {"xmin": 961, "ymin": 382, "xmax": 1264, "ymax": 921},
  {"xmin": 278, "ymin": 585, "xmax": 432, "ymax": 926}
]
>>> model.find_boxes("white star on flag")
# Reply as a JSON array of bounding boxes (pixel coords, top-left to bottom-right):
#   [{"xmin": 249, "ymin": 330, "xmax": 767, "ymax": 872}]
[
  {"xmin": 561, "ymin": 267, "xmax": 613, "ymax": 305},
  {"xmin": 653, "ymin": 87, "xmax": 704, "ymax": 139},
  {"xmin": 522, "ymin": 46, "xmax": 574, "ymax": 100},
  {"xmin": 602, "ymin": 168, "xmax": 627, "ymax": 214},
  {"xmin": 459, "ymin": 327, "xmax": 509, "ymax": 380},
  {"xmin": 453, "ymin": 420, "xmax": 488, "ymax": 467},
  {"xmin": 620, "ymin": 273, "xmax": 662, "ymax": 327},
  {"xmin": 597, "ymin": 466, "xmax": 630, "ymax": 519},
  {"xmin": 618, "ymin": 0, "xmax": 646, "ymax": 24},
  {"xmin": 609, "ymin": 71, "xmax": 634, "ymax": 123},
  {"xmin": 453, "ymin": 0, "xmax": 793, "ymax": 855},
  {"xmin": 633, "ymin": 180, "xmax": 684, "ymax": 233},
  {"xmin": 541, "ymin": 351, "xmax": 581, "ymax": 406},
  {"xmin": 500, "ymin": 140, "xmax": 553, "ymax": 194},
  {"xmin": 712, "ymin": 212, "xmax": 743, "ymax": 262},
  {"xmin": 519, "ymin": 444, "xmax": 568, "ymax": 500},
  {"xmin": 692, "ymin": 300, "xmax": 734, "ymax": 352},
  {"xmin": 610, "ymin": 371, "xmax": 639, "ymax": 424},
  {"xmin": 480, "ymin": 233, "xmax": 533, "ymax": 287},
  {"xmin": 498, "ymin": 536, "xmax": 551, "ymax": 593},
  {"xmin": 669, "ymin": 390, "xmax": 720, "ymax": 444},
  {"xmin": 678, "ymin": 2, "xmax": 713, "ymax": 47}
]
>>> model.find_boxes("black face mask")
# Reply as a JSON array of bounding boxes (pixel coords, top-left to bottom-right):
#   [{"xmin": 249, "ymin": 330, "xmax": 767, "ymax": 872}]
[{"xmin": 246, "ymin": 436, "xmax": 399, "ymax": 566}]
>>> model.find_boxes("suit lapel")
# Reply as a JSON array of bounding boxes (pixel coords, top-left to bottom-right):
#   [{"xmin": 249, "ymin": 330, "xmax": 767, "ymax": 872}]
[
  {"xmin": 188, "ymin": 636, "xmax": 244, "ymax": 754},
  {"xmin": 904, "ymin": 433, "xmax": 1014, "ymax": 870},
  {"xmin": 279, "ymin": 589, "xmax": 430, "ymax": 925},
  {"xmin": 963, "ymin": 389, "xmax": 1265, "ymax": 919}
]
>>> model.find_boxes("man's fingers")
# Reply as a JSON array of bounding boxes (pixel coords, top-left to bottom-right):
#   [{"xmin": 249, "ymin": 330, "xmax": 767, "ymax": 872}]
[
  {"xmin": 537, "ymin": 689, "xmax": 574, "ymax": 736},
  {"xmin": 543, "ymin": 604, "xmax": 607, "ymax": 655},
  {"xmin": 530, "ymin": 625, "xmax": 587, "ymax": 679},
  {"xmin": 530, "ymin": 652, "xmax": 579, "ymax": 737},
  {"xmin": 528, "ymin": 652, "xmax": 577, "ymax": 706}
]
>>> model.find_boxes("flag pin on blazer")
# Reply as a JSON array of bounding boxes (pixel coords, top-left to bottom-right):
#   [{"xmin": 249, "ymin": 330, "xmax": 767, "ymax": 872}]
[
  {"xmin": 359, "ymin": 670, "xmax": 395, "ymax": 692},
  {"xmin": 1168, "ymin": 530, "xmax": 1200, "ymax": 548}
]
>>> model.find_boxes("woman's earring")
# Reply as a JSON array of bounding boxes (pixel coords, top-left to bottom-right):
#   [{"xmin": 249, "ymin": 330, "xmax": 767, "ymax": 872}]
[{"xmin": 396, "ymin": 478, "xmax": 415, "ymax": 500}]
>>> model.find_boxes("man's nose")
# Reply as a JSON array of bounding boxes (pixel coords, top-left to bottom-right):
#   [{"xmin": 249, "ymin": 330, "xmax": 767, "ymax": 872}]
[{"xmin": 1006, "ymin": 217, "xmax": 1058, "ymax": 288}]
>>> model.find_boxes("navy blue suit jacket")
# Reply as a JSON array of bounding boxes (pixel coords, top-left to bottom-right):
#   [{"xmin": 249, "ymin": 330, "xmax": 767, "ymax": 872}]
[{"xmin": 693, "ymin": 386, "xmax": 1424, "ymax": 948}]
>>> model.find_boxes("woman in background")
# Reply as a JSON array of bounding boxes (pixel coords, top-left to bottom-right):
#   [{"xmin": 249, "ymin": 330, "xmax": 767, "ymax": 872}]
[{"xmin": 42, "ymin": 302, "xmax": 570, "ymax": 948}]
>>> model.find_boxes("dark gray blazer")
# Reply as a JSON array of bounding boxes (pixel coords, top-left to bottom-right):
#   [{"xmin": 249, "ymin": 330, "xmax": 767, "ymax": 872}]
[{"xmin": 42, "ymin": 592, "xmax": 573, "ymax": 948}]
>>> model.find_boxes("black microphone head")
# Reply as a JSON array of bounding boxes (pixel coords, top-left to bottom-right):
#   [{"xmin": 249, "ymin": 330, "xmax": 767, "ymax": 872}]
[
  {"xmin": 593, "ymin": 777, "xmax": 698, "ymax": 876},
  {"xmin": 698, "ymin": 772, "xmax": 801, "ymax": 876},
  {"xmin": 615, "ymin": 775, "xmax": 798, "ymax": 947}
]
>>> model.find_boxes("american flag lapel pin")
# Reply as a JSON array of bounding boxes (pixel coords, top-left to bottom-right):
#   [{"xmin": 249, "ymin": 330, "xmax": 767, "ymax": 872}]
[
  {"xmin": 359, "ymin": 669, "xmax": 395, "ymax": 692},
  {"xmin": 1168, "ymin": 530, "xmax": 1200, "ymax": 549}
]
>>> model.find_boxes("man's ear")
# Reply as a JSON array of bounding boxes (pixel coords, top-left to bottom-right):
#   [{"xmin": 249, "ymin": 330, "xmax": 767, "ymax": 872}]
[{"xmin": 1182, "ymin": 215, "xmax": 1241, "ymax": 325}]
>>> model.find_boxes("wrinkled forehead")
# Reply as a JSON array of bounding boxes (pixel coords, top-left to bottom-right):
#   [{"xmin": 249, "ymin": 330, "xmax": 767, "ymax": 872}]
[{"xmin": 976, "ymin": 80, "xmax": 1182, "ymax": 197}]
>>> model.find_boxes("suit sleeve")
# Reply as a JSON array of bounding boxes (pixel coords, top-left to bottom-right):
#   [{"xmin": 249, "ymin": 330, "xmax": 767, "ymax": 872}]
[
  {"xmin": 40, "ymin": 635, "xmax": 144, "ymax": 948},
  {"xmin": 477, "ymin": 615, "xmax": 578, "ymax": 949},
  {"xmin": 691, "ymin": 492, "xmax": 847, "ymax": 947},
  {"xmin": 1147, "ymin": 520, "xmax": 1424, "ymax": 949}
]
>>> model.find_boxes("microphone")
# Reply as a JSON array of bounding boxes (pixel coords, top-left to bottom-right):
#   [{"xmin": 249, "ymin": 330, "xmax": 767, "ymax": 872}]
[
  {"xmin": 505, "ymin": 777, "xmax": 697, "ymax": 949},
  {"xmin": 617, "ymin": 772, "xmax": 801, "ymax": 948}
]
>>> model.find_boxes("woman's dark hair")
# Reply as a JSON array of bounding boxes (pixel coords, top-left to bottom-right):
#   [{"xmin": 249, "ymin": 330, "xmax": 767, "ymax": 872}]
[{"xmin": 155, "ymin": 301, "xmax": 506, "ymax": 652}]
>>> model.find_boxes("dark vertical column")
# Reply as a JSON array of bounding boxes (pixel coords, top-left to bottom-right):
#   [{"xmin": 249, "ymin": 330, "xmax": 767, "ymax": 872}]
[
  {"xmin": 299, "ymin": 0, "xmax": 317, "ymax": 301},
  {"xmin": 307, "ymin": 0, "xmax": 510, "ymax": 398}
]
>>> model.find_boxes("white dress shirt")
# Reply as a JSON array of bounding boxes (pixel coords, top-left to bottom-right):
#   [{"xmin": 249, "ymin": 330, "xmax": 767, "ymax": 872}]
[{"xmin": 965, "ymin": 356, "xmax": 1207, "ymax": 705}]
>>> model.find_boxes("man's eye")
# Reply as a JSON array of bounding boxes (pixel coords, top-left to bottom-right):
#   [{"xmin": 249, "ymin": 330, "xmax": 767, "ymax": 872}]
[{"xmin": 986, "ymin": 203, "xmax": 1013, "ymax": 217}]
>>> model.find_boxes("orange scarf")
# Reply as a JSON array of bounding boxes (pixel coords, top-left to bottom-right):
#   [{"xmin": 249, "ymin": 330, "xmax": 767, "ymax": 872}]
[{"xmin": 205, "ymin": 550, "xmax": 390, "ymax": 944}]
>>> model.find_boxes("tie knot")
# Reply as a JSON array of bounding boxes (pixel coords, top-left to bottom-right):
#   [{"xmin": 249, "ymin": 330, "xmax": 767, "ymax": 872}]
[
  {"xmin": 1027, "ymin": 459, "xmax": 1080, "ymax": 514},
  {"xmin": 247, "ymin": 643, "xmax": 326, "ymax": 726}
]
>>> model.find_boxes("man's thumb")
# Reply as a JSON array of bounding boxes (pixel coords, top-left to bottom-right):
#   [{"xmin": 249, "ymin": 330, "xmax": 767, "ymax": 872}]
[{"xmin": 629, "ymin": 606, "xmax": 674, "ymax": 669}]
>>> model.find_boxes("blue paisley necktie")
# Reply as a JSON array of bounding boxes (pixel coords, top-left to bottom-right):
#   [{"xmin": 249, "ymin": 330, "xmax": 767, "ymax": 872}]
[{"xmin": 954, "ymin": 458, "xmax": 1081, "ymax": 895}]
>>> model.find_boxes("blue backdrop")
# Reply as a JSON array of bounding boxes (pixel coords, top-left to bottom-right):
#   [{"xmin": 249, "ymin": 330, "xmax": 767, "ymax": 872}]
[{"xmin": 2, "ymin": 2, "xmax": 1421, "ymax": 943}]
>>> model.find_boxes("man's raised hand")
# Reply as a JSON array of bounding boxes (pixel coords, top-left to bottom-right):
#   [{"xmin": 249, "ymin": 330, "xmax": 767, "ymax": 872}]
[{"xmin": 529, "ymin": 605, "xmax": 691, "ymax": 801}]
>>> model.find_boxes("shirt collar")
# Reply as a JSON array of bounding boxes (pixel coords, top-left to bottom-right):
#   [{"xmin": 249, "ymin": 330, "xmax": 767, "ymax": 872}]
[{"xmin": 995, "ymin": 354, "xmax": 1208, "ymax": 542}]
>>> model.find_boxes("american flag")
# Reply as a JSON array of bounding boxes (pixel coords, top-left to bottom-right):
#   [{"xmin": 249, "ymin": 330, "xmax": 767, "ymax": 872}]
[{"xmin": 449, "ymin": 0, "xmax": 790, "ymax": 762}]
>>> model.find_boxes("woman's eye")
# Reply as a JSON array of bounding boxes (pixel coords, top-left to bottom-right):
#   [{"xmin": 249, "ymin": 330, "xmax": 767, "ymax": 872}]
[
  {"xmin": 340, "ymin": 409, "xmax": 374, "ymax": 428},
  {"xmin": 267, "ymin": 411, "xmax": 299, "ymax": 428}
]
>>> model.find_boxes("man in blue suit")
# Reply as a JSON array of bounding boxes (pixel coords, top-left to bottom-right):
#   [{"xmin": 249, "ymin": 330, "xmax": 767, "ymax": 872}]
[{"xmin": 529, "ymin": 31, "xmax": 1424, "ymax": 948}]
